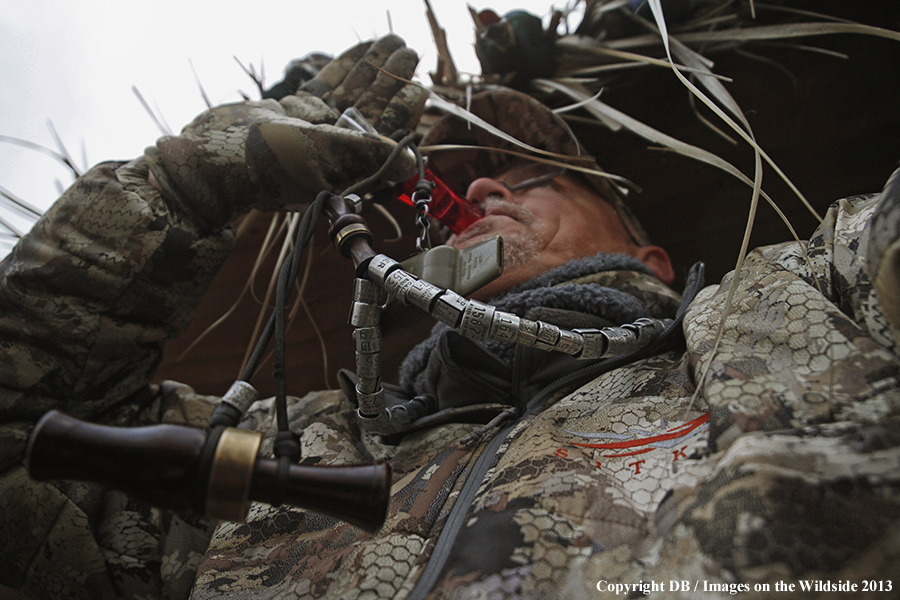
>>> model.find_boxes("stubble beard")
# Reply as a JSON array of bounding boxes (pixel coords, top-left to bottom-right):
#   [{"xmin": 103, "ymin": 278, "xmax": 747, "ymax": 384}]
[{"xmin": 452, "ymin": 195, "xmax": 541, "ymax": 273}]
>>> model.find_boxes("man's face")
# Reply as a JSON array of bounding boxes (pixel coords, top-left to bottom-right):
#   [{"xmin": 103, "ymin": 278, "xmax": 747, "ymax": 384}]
[{"xmin": 446, "ymin": 163, "xmax": 645, "ymax": 300}]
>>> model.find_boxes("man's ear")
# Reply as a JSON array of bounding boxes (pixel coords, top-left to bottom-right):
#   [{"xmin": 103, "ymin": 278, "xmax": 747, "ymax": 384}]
[{"xmin": 635, "ymin": 245, "xmax": 675, "ymax": 285}]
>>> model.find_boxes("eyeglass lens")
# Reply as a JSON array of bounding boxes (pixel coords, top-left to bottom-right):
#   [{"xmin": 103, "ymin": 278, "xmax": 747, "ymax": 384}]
[{"xmin": 497, "ymin": 161, "xmax": 567, "ymax": 192}]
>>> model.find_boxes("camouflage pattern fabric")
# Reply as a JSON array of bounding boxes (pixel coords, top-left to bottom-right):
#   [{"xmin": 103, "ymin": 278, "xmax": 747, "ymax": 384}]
[
  {"xmin": 0, "ymin": 158, "xmax": 232, "ymax": 599},
  {"xmin": 146, "ymin": 34, "xmax": 425, "ymax": 230},
  {"xmin": 868, "ymin": 167, "xmax": 900, "ymax": 333},
  {"xmin": 191, "ymin": 192, "xmax": 900, "ymax": 599},
  {"xmin": 0, "ymin": 34, "xmax": 428, "ymax": 600},
  {"xmin": 3, "ymin": 157, "xmax": 899, "ymax": 600}
]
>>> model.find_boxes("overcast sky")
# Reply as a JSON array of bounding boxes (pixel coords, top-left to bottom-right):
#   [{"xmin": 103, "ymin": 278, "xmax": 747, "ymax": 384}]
[{"xmin": 0, "ymin": 0, "xmax": 563, "ymax": 244}]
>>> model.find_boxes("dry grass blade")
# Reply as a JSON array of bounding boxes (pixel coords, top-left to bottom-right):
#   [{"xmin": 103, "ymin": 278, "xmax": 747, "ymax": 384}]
[
  {"xmin": 641, "ymin": 3, "xmax": 820, "ymax": 224},
  {"xmin": 0, "ymin": 206, "xmax": 26, "ymax": 238},
  {"xmin": 686, "ymin": 90, "xmax": 738, "ymax": 145},
  {"xmin": 680, "ymin": 21, "xmax": 900, "ymax": 45},
  {"xmin": 0, "ymin": 134, "xmax": 81, "ymax": 187},
  {"xmin": 175, "ymin": 206, "xmax": 331, "ymax": 388},
  {"xmin": 538, "ymin": 77, "xmax": 805, "ymax": 247},
  {"xmin": 750, "ymin": 40, "xmax": 849, "ymax": 60},
  {"xmin": 730, "ymin": 47, "xmax": 798, "ymax": 88},
  {"xmin": 418, "ymin": 141, "xmax": 639, "ymax": 191},
  {"xmin": 240, "ymin": 213, "xmax": 302, "ymax": 375},
  {"xmin": 297, "ymin": 254, "xmax": 333, "ymax": 389},
  {"xmin": 132, "ymin": 86, "xmax": 173, "ymax": 136},
  {"xmin": 648, "ymin": 0, "xmax": 763, "ymax": 421},
  {"xmin": 550, "ymin": 87, "xmax": 622, "ymax": 131},
  {"xmin": 189, "ymin": 59, "xmax": 214, "ymax": 109},
  {"xmin": 427, "ymin": 92, "xmax": 604, "ymax": 164},
  {"xmin": 177, "ymin": 212, "xmax": 289, "ymax": 362},
  {"xmin": 642, "ymin": 0, "xmax": 836, "ymax": 420},
  {"xmin": 554, "ymin": 62, "xmax": 652, "ymax": 79},
  {"xmin": 607, "ymin": 21, "xmax": 900, "ymax": 51},
  {"xmin": 752, "ymin": 2, "xmax": 854, "ymax": 24},
  {"xmin": 45, "ymin": 121, "xmax": 82, "ymax": 178},
  {"xmin": 371, "ymin": 203, "xmax": 404, "ymax": 242},
  {"xmin": 234, "ymin": 55, "xmax": 266, "ymax": 97},
  {"xmin": 536, "ymin": 79, "xmax": 745, "ymax": 184},
  {"xmin": 554, "ymin": 39, "xmax": 733, "ymax": 80},
  {"xmin": 0, "ymin": 182, "xmax": 43, "ymax": 220}
]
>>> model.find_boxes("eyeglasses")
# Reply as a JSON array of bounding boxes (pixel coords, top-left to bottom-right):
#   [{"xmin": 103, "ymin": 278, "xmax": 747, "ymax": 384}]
[
  {"xmin": 494, "ymin": 160, "xmax": 567, "ymax": 194},
  {"xmin": 496, "ymin": 162, "xmax": 648, "ymax": 247},
  {"xmin": 426, "ymin": 153, "xmax": 567, "ymax": 200},
  {"xmin": 426, "ymin": 150, "xmax": 649, "ymax": 246}
]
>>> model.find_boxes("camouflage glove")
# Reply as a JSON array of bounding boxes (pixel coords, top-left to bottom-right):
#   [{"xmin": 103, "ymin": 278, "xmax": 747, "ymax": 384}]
[{"xmin": 145, "ymin": 34, "xmax": 426, "ymax": 230}]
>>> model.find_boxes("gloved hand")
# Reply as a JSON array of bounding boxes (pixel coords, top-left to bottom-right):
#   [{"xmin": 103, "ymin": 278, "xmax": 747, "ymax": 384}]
[{"xmin": 145, "ymin": 34, "xmax": 427, "ymax": 230}]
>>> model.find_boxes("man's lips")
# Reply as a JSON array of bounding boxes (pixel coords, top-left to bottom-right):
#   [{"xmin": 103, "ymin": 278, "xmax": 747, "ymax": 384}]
[
  {"xmin": 480, "ymin": 196, "xmax": 533, "ymax": 222},
  {"xmin": 483, "ymin": 208, "xmax": 518, "ymax": 220},
  {"xmin": 450, "ymin": 214, "xmax": 515, "ymax": 246},
  {"xmin": 449, "ymin": 197, "xmax": 534, "ymax": 246}
]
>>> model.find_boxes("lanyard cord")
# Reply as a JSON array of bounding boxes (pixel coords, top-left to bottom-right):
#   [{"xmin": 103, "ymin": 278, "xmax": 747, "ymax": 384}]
[
  {"xmin": 271, "ymin": 193, "xmax": 328, "ymax": 462},
  {"xmin": 207, "ymin": 131, "xmax": 420, "ymax": 458},
  {"xmin": 205, "ymin": 194, "xmax": 327, "ymax": 435}
]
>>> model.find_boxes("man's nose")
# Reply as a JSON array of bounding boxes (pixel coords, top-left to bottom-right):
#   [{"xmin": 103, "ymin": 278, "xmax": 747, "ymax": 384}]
[{"xmin": 465, "ymin": 177, "xmax": 513, "ymax": 204}]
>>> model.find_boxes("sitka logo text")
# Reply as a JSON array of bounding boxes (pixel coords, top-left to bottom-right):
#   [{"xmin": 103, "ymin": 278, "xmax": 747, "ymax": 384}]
[{"xmin": 556, "ymin": 413, "xmax": 709, "ymax": 473}]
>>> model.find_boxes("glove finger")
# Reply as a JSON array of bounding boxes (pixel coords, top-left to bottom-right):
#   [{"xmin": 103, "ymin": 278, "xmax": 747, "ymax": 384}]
[
  {"xmin": 251, "ymin": 120, "xmax": 415, "ymax": 202},
  {"xmin": 329, "ymin": 34, "xmax": 406, "ymax": 113},
  {"xmin": 300, "ymin": 40, "xmax": 372, "ymax": 99},
  {"xmin": 150, "ymin": 100, "xmax": 300, "ymax": 227},
  {"xmin": 353, "ymin": 46, "xmax": 419, "ymax": 130},
  {"xmin": 374, "ymin": 81, "xmax": 428, "ymax": 135},
  {"xmin": 279, "ymin": 91, "xmax": 339, "ymax": 124}
]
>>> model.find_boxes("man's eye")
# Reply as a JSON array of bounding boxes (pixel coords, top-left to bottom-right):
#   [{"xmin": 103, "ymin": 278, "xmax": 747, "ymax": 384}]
[{"xmin": 516, "ymin": 177, "xmax": 558, "ymax": 192}]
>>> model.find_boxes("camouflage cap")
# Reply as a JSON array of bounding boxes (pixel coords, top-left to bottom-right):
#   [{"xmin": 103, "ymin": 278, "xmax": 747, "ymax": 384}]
[{"xmin": 420, "ymin": 88, "xmax": 650, "ymax": 245}]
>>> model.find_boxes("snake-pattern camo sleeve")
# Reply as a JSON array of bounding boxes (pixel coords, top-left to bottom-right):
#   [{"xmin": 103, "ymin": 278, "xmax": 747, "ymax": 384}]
[{"xmin": 0, "ymin": 157, "xmax": 234, "ymax": 428}]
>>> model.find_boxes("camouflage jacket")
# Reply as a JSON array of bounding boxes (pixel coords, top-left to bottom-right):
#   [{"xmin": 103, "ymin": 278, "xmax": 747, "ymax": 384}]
[
  {"xmin": 1, "ymin": 153, "xmax": 899, "ymax": 600},
  {"xmin": 189, "ymin": 191, "xmax": 900, "ymax": 598},
  {"xmin": 0, "ymin": 158, "xmax": 233, "ymax": 600}
]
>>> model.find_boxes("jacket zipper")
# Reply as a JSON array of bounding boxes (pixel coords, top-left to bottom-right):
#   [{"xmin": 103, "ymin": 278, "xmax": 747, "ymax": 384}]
[{"xmin": 404, "ymin": 263, "xmax": 705, "ymax": 600}]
